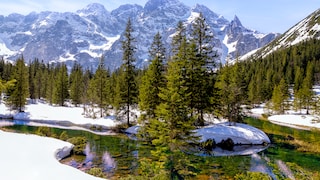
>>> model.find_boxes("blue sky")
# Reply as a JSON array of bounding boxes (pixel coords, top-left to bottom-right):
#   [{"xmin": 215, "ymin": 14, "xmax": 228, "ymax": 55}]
[{"xmin": 0, "ymin": 0, "xmax": 319, "ymax": 33}]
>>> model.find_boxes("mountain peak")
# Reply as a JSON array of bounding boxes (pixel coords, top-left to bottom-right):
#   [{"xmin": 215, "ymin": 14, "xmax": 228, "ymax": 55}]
[
  {"xmin": 192, "ymin": 4, "xmax": 220, "ymax": 19},
  {"xmin": 77, "ymin": 3, "xmax": 109, "ymax": 16},
  {"xmin": 144, "ymin": 0, "xmax": 181, "ymax": 11},
  {"xmin": 231, "ymin": 15, "xmax": 243, "ymax": 27}
]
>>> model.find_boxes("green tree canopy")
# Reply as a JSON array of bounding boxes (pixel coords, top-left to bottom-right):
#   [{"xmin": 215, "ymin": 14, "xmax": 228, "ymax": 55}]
[{"xmin": 7, "ymin": 57, "xmax": 29, "ymax": 112}]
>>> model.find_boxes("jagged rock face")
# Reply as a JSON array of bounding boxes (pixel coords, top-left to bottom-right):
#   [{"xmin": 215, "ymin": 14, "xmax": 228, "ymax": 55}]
[{"xmin": 0, "ymin": 0, "xmax": 278, "ymax": 70}]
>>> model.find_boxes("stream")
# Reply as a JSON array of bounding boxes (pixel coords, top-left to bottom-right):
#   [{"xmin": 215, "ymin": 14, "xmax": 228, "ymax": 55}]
[{"xmin": 1, "ymin": 118, "xmax": 320, "ymax": 179}]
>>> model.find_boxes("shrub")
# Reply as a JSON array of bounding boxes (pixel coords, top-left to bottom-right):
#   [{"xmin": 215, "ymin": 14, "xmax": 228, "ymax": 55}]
[
  {"xmin": 59, "ymin": 131, "xmax": 69, "ymax": 141},
  {"xmin": 261, "ymin": 114, "xmax": 269, "ymax": 119},
  {"xmin": 36, "ymin": 126, "xmax": 53, "ymax": 137},
  {"xmin": 234, "ymin": 171, "xmax": 272, "ymax": 180},
  {"xmin": 67, "ymin": 136, "xmax": 87, "ymax": 155},
  {"xmin": 200, "ymin": 138, "xmax": 216, "ymax": 151},
  {"xmin": 218, "ymin": 138, "xmax": 234, "ymax": 151},
  {"xmin": 87, "ymin": 167, "xmax": 106, "ymax": 178}
]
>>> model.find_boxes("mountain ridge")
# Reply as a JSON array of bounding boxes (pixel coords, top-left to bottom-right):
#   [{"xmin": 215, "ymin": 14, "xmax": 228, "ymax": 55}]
[
  {"xmin": 242, "ymin": 8, "xmax": 320, "ymax": 60},
  {"xmin": 0, "ymin": 0, "xmax": 279, "ymax": 70}
]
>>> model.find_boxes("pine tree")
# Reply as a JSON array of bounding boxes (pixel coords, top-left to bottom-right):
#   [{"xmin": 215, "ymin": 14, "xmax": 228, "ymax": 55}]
[
  {"xmin": 0, "ymin": 78, "xmax": 16, "ymax": 105},
  {"xmin": 296, "ymin": 61, "xmax": 315, "ymax": 114},
  {"xmin": 147, "ymin": 37, "xmax": 198, "ymax": 179},
  {"xmin": 294, "ymin": 67, "xmax": 304, "ymax": 92},
  {"xmin": 7, "ymin": 57, "xmax": 29, "ymax": 112},
  {"xmin": 248, "ymin": 76, "xmax": 258, "ymax": 105},
  {"xmin": 38, "ymin": 61, "xmax": 47, "ymax": 99},
  {"xmin": 81, "ymin": 68, "xmax": 93, "ymax": 115},
  {"xmin": 69, "ymin": 62, "xmax": 84, "ymax": 107},
  {"xmin": 110, "ymin": 68, "xmax": 122, "ymax": 110},
  {"xmin": 46, "ymin": 64, "xmax": 55, "ymax": 105},
  {"xmin": 88, "ymin": 57, "xmax": 109, "ymax": 117},
  {"xmin": 191, "ymin": 12, "xmax": 216, "ymax": 69},
  {"xmin": 148, "ymin": 32, "xmax": 166, "ymax": 62},
  {"xmin": 121, "ymin": 18, "xmax": 137, "ymax": 127},
  {"xmin": 215, "ymin": 61, "xmax": 245, "ymax": 124},
  {"xmin": 139, "ymin": 32, "xmax": 166, "ymax": 121},
  {"xmin": 28, "ymin": 59, "xmax": 37, "ymax": 101},
  {"xmin": 272, "ymin": 78, "xmax": 289, "ymax": 114},
  {"xmin": 53, "ymin": 63, "xmax": 69, "ymax": 106},
  {"xmin": 171, "ymin": 21, "xmax": 186, "ymax": 56},
  {"xmin": 189, "ymin": 12, "xmax": 217, "ymax": 125}
]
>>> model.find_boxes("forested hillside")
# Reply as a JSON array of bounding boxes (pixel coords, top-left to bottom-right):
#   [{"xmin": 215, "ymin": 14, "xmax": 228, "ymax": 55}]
[{"xmin": 221, "ymin": 39, "xmax": 320, "ymax": 114}]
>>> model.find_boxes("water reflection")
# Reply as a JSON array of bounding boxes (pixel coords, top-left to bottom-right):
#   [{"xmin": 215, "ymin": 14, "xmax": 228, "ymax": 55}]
[
  {"xmin": 212, "ymin": 145, "xmax": 269, "ymax": 156},
  {"xmin": 84, "ymin": 143, "xmax": 94, "ymax": 166},
  {"xmin": 250, "ymin": 153, "xmax": 276, "ymax": 179},
  {"xmin": 102, "ymin": 152, "xmax": 116, "ymax": 172}
]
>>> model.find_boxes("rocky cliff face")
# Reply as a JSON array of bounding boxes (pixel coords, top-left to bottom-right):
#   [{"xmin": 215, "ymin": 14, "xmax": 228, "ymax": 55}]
[{"xmin": 0, "ymin": 0, "xmax": 279, "ymax": 70}]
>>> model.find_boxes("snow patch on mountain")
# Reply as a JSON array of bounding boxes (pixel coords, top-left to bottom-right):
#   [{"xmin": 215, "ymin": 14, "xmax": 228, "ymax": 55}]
[
  {"xmin": 187, "ymin": 11, "xmax": 200, "ymax": 23},
  {"xmin": 223, "ymin": 35, "xmax": 237, "ymax": 54},
  {"xmin": 0, "ymin": 40, "xmax": 17, "ymax": 57},
  {"xmin": 247, "ymin": 9, "xmax": 320, "ymax": 60}
]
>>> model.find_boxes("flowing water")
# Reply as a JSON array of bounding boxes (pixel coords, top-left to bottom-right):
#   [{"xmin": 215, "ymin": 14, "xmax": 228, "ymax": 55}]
[{"xmin": 1, "ymin": 118, "xmax": 320, "ymax": 179}]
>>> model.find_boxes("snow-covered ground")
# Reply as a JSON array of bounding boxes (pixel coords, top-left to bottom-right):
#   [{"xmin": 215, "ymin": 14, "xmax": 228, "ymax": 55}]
[
  {"xmin": 0, "ymin": 130, "xmax": 103, "ymax": 180},
  {"xmin": 0, "ymin": 102, "xmax": 142, "ymax": 180},
  {"xmin": 250, "ymin": 104, "xmax": 320, "ymax": 130},
  {"xmin": 269, "ymin": 115, "xmax": 320, "ymax": 129},
  {"xmin": 0, "ymin": 102, "xmax": 119, "ymax": 128}
]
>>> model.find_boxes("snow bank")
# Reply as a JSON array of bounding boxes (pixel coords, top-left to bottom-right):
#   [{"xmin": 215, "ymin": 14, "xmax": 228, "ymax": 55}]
[
  {"xmin": 0, "ymin": 130, "xmax": 103, "ymax": 180},
  {"xmin": 0, "ymin": 102, "xmax": 118, "ymax": 128},
  {"xmin": 268, "ymin": 115, "xmax": 320, "ymax": 129},
  {"xmin": 125, "ymin": 125, "xmax": 141, "ymax": 134},
  {"xmin": 196, "ymin": 122, "xmax": 270, "ymax": 145},
  {"xmin": 250, "ymin": 104, "xmax": 320, "ymax": 129},
  {"xmin": 126, "ymin": 123, "xmax": 270, "ymax": 145}
]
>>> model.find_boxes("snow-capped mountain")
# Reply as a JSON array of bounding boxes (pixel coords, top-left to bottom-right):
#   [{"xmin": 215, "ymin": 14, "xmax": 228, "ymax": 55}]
[
  {"xmin": 246, "ymin": 8, "xmax": 320, "ymax": 60},
  {"xmin": 0, "ymin": 0, "xmax": 279, "ymax": 70}
]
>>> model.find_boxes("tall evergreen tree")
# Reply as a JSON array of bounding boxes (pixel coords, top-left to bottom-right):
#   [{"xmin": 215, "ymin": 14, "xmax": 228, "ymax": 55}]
[
  {"xmin": 0, "ymin": 78, "xmax": 16, "ymax": 104},
  {"xmin": 53, "ymin": 63, "xmax": 69, "ymax": 106},
  {"xmin": 0, "ymin": 58, "xmax": 13, "ymax": 81},
  {"xmin": 121, "ymin": 18, "xmax": 137, "ymax": 127},
  {"xmin": 7, "ymin": 57, "xmax": 29, "ymax": 112},
  {"xmin": 147, "ymin": 37, "xmax": 198, "ymax": 179},
  {"xmin": 81, "ymin": 68, "xmax": 93, "ymax": 115},
  {"xmin": 28, "ymin": 59, "xmax": 38, "ymax": 101},
  {"xmin": 189, "ymin": 12, "xmax": 217, "ymax": 125},
  {"xmin": 215, "ymin": 61, "xmax": 245, "ymax": 124},
  {"xmin": 272, "ymin": 78, "xmax": 289, "ymax": 114},
  {"xmin": 248, "ymin": 76, "xmax": 259, "ymax": 105},
  {"xmin": 171, "ymin": 21, "xmax": 186, "ymax": 56},
  {"xmin": 46, "ymin": 64, "xmax": 55, "ymax": 105},
  {"xmin": 294, "ymin": 61, "xmax": 315, "ymax": 114},
  {"xmin": 88, "ymin": 57, "xmax": 109, "ymax": 117},
  {"xmin": 191, "ymin": 12, "xmax": 216, "ymax": 69},
  {"xmin": 69, "ymin": 62, "xmax": 84, "ymax": 107},
  {"xmin": 37, "ymin": 61, "xmax": 47, "ymax": 99},
  {"xmin": 139, "ymin": 32, "xmax": 166, "ymax": 121},
  {"xmin": 110, "ymin": 68, "xmax": 123, "ymax": 110}
]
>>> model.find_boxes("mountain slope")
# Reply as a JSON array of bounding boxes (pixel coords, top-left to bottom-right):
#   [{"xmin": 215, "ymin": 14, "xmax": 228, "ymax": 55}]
[
  {"xmin": 247, "ymin": 8, "xmax": 320, "ymax": 60},
  {"xmin": 0, "ymin": 0, "xmax": 278, "ymax": 70}
]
